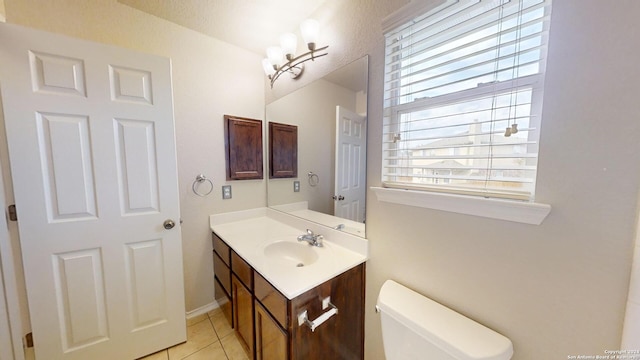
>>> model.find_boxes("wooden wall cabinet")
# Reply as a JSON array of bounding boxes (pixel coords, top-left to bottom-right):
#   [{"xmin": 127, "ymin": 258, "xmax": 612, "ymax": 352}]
[
  {"xmin": 224, "ymin": 115, "xmax": 263, "ymax": 180},
  {"xmin": 269, "ymin": 122, "xmax": 297, "ymax": 178},
  {"xmin": 212, "ymin": 232, "xmax": 365, "ymax": 360}
]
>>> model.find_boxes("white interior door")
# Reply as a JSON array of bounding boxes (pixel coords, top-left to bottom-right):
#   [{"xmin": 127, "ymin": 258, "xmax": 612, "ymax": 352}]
[
  {"xmin": 334, "ymin": 106, "xmax": 366, "ymax": 222},
  {"xmin": 0, "ymin": 23, "xmax": 186, "ymax": 359}
]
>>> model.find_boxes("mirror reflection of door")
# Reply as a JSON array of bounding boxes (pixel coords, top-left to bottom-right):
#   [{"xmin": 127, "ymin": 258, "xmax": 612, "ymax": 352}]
[{"xmin": 334, "ymin": 106, "xmax": 366, "ymax": 222}]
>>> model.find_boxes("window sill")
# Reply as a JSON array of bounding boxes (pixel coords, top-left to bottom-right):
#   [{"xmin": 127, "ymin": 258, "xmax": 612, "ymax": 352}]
[{"xmin": 371, "ymin": 187, "xmax": 551, "ymax": 225}]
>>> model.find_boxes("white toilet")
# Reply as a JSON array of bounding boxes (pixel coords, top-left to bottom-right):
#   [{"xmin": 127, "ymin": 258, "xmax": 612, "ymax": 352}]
[{"xmin": 376, "ymin": 280, "xmax": 513, "ymax": 360}]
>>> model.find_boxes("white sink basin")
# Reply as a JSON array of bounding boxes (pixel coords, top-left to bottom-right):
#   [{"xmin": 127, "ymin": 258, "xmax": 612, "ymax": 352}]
[{"xmin": 264, "ymin": 241, "xmax": 319, "ymax": 267}]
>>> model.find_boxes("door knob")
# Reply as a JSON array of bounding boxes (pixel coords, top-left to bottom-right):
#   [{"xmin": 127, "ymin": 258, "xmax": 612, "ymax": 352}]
[
  {"xmin": 332, "ymin": 195, "xmax": 345, "ymax": 201},
  {"xmin": 163, "ymin": 219, "xmax": 176, "ymax": 230}
]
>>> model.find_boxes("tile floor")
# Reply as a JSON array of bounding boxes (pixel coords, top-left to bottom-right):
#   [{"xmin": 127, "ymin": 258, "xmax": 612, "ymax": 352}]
[{"xmin": 138, "ymin": 308, "xmax": 250, "ymax": 360}]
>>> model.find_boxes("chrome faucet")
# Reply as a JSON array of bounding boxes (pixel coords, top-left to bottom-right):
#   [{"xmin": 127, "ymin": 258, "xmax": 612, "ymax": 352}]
[{"xmin": 297, "ymin": 229, "xmax": 324, "ymax": 247}]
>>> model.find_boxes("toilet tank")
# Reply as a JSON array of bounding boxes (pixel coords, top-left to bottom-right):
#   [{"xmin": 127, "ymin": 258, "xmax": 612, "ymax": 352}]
[{"xmin": 376, "ymin": 280, "xmax": 513, "ymax": 360}]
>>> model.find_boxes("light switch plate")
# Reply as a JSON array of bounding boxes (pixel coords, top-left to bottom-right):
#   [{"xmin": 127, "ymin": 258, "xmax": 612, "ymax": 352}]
[
  {"xmin": 222, "ymin": 185, "xmax": 232, "ymax": 199},
  {"xmin": 293, "ymin": 181, "xmax": 300, "ymax": 192}
]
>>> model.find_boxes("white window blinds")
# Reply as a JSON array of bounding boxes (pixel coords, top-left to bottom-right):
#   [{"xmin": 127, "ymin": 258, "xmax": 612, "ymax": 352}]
[{"xmin": 382, "ymin": 0, "xmax": 552, "ymax": 201}]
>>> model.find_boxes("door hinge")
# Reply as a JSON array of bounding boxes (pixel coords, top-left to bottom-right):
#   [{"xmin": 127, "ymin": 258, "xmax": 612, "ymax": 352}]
[
  {"xmin": 24, "ymin": 332, "xmax": 33, "ymax": 348},
  {"xmin": 7, "ymin": 204, "xmax": 17, "ymax": 221}
]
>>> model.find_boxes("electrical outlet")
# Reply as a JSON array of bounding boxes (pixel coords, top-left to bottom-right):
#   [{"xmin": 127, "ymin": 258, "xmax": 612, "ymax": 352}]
[
  {"xmin": 222, "ymin": 185, "xmax": 232, "ymax": 199},
  {"xmin": 293, "ymin": 181, "xmax": 300, "ymax": 192}
]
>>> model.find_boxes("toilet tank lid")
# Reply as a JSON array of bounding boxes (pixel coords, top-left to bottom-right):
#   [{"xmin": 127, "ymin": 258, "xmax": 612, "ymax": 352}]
[{"xmin": 376, "ymin": 280, "xmax": 513, "ymax": 360}]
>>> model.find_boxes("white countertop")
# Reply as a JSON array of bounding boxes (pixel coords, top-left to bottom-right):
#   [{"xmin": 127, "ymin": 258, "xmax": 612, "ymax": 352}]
[{"xmin": 210, "ymin": 208, "xmax": 368, "ymax": 299}]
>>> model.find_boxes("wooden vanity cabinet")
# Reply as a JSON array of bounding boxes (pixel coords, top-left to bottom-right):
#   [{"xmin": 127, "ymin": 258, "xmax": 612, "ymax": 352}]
[
  {"xmin": 255, "ymin": 301, "xmax": 288, "ymax": 360},
  {"xmin": 289, "ymin": 264, "xmax": 365, "ymax": 359},
  {"xmin": 231, "ymin": 251, "xmax": 255, "ymax": 356},
  {"xmin": 254, "ymin": 272, "xmax": 288, "ymax": 360},
  {"xmin": 254, "ymin": 265, "xmax": 365, "ymax": 360},
  {"xmin": 232, "ymin": 274, "xmax": 254, "ymax": 356},
  {"xmin": 212, "ymin": 233, "xmax": 232, "ymax": 326},
  {"xmin": 212, "ymin": 232, "xmax": 365, "ymax": 360}
]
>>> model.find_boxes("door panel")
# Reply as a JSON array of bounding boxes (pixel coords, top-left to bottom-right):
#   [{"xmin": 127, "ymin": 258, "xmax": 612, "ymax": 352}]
[
  {"xmin": 53, "ymin": 249, "xmax": 109, "ymax": 352},
  {"xmin": 114, "ymin": 119, "xmax": 160, "ymax": 214},
  {"xmin": 0, "ymin": 23, "xmax": 186, "ymax": 359},
  {"xmin": 334, "ymin": 106, "xmax": 366, "ymax": 222},
  {"xmin": 37, "ymin": 112, "xmax": 97, "ymax": 221},
  {"xmin": 125, "ymin": 239, "xmax": 166, "ymax": 330}
]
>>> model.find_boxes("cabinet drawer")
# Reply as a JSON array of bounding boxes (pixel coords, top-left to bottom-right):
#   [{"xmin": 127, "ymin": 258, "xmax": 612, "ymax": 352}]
[
  {"xmin": 232, "ymin": 251, "xmax": 253, "ymax": 290},
  {"xmin": 213, "ymin": 232, "xmax": 231, "ymax": 266},
  {"xmin": 255, "ymin": 272, "xmax": 288, "ymax": 328},
  {"xmin": 213, "ymin": 251, "xmax": 231, "ymax": 295}
]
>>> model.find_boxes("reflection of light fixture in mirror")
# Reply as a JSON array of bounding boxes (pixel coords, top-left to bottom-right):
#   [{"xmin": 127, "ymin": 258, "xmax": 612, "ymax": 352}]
[{"xmin": 262, "ymin": 19, "xmax": 329, "ymax": 88}]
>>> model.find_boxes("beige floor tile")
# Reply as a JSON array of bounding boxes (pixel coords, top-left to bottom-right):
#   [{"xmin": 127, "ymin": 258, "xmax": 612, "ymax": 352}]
[
  {"xmin": 220, "ymin": 333, "xmax": 250, "ymax": 360},
  {"xmin": 186, "ymin": 313, "xmax": 209, "ymax": 326},
  {"xmin": 181, "ymin": 341, "xmax": 228, "ymax": 360},
  {"xmin": 207, "ymin": 307, "xmax": 222, "ymax": 317},
  {"xmin": 137, "ymin": 349, "xmax": 169, "ymax": 360},
  {"xmin": 168, "ymin": 318, "xmax": 218, "ymax": 360},
  {"xmin": 209, "ymin": 310, "xmax": 233, "ymax": 339}
]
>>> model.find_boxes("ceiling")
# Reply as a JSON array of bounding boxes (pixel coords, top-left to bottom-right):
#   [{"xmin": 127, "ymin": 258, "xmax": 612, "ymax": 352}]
[{"xmin": 118, "ymin": 0, "xmax": 329, "ymax": 56}]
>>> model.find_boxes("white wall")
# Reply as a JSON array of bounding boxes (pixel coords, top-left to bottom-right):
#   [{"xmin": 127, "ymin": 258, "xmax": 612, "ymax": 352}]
[
  {"xmin": 269, "ymin": 0, "xmax": 640, "ymax": 358},
  {"xmin": 266, "ymin": 79, "xmax": 357, "ymax": 214},
  {"xmin": 2, "ymin": 0, "xmax": 266, "ymax": 322},
  {"xmin": 3, "ymin": 0, "xmax": 639, "ymax": 358}
]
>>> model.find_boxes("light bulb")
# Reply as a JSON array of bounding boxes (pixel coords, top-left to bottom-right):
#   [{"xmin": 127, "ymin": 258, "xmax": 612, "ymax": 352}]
[
  {"xmin": 266, "ymin": 46, "xmax": 284, "ymax": 67},
  {"xmin": 280, "ymin": 33, "xmax": 298, "ymax": 60},
  {"xmin": 262, "ymin": 58, "xmax": 275, "ymax": 76},
  {"xmin": 300, "ymin": 19, "xmax": 320, "ymax": 50}
]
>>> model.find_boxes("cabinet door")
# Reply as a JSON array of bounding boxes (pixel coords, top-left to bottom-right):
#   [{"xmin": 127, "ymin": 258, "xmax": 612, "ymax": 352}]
[
  {"xmin": 290, "ymin": 264, "xmax": 365, "ymax": 360},
  {"xmin": 224, "ymin": 115, "xmax": 263, "ymax": 180},
  {"xmin": 268, "ymin": 122, "xmax": 297, "ymax": 178},
  {"xmin": 255, "ymin": 302, "xmax": 288, "ymax": 360},
  {"xmin": 232, "ymin": 275, "xmax": 254, "ymax": 358}
]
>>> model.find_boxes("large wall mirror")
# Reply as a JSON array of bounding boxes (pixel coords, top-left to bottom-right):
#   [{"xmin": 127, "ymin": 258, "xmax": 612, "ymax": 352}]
[{"xmin": 266, "ymin": 56, "xmax": 369, "ymax": 238}]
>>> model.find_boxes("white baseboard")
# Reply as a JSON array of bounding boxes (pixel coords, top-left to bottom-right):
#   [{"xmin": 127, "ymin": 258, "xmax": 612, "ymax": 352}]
[{"xmin": 185, "ymin": 301, "xmax": 219, "ymax": 320}]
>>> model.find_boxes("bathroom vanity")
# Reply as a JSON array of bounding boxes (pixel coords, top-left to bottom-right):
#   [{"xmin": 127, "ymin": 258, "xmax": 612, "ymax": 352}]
[{"xmin": 210, "ymin": 208, "xmax": 367, "ymax": 360}]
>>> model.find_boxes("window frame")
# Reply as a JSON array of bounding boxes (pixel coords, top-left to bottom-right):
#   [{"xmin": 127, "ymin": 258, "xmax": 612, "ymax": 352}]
[{"xmin": 376, "ymin": 0, "xmax": 552, "ymax": 224}]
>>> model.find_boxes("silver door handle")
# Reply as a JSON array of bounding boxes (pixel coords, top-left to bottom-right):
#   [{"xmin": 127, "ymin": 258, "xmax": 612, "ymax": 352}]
[{"xmin": 163, "ymin": 219, "xmax": 176, "ymax": 230}]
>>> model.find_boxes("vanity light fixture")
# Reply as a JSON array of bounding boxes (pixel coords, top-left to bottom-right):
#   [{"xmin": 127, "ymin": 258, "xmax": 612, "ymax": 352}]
[{"xmin": 262, "ymin": 19, "xmax": 329, "ymax": 88}]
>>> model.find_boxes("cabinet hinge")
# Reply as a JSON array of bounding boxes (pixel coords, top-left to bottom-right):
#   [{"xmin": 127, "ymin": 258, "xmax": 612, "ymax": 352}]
[{"xmin": 7, "ymin": 204, "xmax": 17, "ymax": 221}]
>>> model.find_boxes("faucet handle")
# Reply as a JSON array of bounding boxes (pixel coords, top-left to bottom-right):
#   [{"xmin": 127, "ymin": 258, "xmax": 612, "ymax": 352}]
[{"xmin": 306, "ymin": 229, "xmax": 314, "ymax": 235}]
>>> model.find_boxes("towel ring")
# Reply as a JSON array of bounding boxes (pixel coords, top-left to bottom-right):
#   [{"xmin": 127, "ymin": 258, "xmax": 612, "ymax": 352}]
[
  {"xmin": 308, "ymin": 172, "xmax": 319, "ymax": 187},
  {"xmin": 192, "ymin": 174, "xmax": 214, "ymax": 197}
]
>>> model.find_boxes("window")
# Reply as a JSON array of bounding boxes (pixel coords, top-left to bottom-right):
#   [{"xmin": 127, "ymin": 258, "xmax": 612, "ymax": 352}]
[{"xmin": 382, "ymin": 0, "xmax": 552, "ymax": 201}]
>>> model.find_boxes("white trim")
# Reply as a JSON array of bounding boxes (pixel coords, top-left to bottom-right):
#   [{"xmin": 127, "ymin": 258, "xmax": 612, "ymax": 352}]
[
  {"xmin": 185, "ymin": 301, "xmax": 219, "ymax": 320},
  {"xmin": 382, "ymin": 0, "xmax": 450, "ymax": 33},
  {"xmin": 0, "ymin": 257, "xmax": 15, "ymax": 360},
  {"xmin": 0, "ymin": 165, "xmax": 25, "ymax": 360},
  {"xmin": 371, "ymin": 186, "xmax": 551, "ymax": 225}
]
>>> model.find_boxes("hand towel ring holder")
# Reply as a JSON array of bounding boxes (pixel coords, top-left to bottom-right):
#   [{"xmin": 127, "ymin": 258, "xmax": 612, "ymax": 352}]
[
  {"xmin": 192, "ymin": 174, "xmax": 214, "ymax": 197},
  {"xmin": 308, "ymin": 172, "xmax": 319, "ymax": 187}
]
